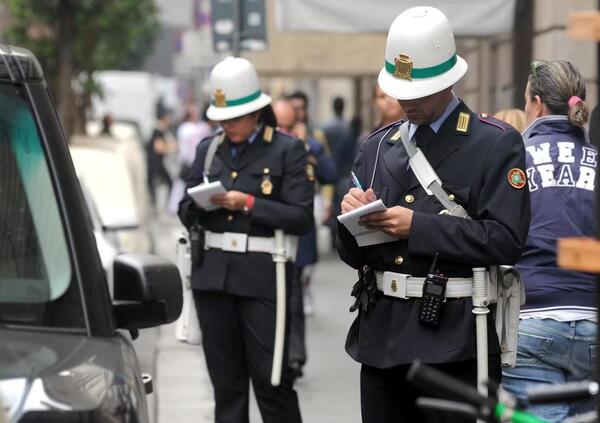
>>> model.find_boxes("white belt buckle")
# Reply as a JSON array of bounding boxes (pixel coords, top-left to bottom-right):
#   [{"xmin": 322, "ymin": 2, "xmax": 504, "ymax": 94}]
[
  {"xmin": 382, "ymin": 272, "xmax": 409, "ymax": 299},
  {"xmin": 222, "ymin": 232, "xmax": 248, "ymax": 253}
]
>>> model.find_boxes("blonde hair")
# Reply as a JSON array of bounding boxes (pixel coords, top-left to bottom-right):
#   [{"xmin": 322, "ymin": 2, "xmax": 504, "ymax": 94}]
[
  {"xmin": 494, "ymin": 108, "xmax": 527, "ymax": 133},
  {"xmin": 529, "ymin": 60, "xmax": 589, "ymax": 127}
]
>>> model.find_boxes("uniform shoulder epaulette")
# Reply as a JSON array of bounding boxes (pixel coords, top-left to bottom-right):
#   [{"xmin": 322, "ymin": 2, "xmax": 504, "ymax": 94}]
[
  {"xmin": 477, "ymin": 113, "xmax": 511, "ymax": 131},
  {"xmin": 362, "ymin": 119, "xmax": 404, "ymax": 144},
  {"xmin": 263, "ymin": 125, "xmax": 274, "ymax": 143}
]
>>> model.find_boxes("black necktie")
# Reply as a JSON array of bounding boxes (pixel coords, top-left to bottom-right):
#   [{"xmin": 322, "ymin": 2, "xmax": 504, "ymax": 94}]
[
  {"xmin": 415, "ymin": 125, "xmax": 435, "ymax": 153},
  {"xmin": 406, "ymin": 125, "xmax": 436, "ymax": 187},
  {"xmin": 230, "ymin": 140, "xmax": 248, "ymax": 164}
]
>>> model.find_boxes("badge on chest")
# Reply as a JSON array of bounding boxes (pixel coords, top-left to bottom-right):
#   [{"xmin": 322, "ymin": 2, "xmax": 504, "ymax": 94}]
[{"xmin": 261, "ymin": 167, "xmax": 273, "ymax": 195}]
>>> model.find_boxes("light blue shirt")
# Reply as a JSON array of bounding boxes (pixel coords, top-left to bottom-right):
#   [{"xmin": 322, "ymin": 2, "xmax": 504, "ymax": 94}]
[
  {"xmin": 248, "ymin": 124, "xmax": 262, "ymax": 144},
  {"xmin": 408, "ymin": 93, "xmax": 460, "ymax": 141},
  {"xmin": 229, "ymin": 124, "xmax": 262, "ymax": 158}
]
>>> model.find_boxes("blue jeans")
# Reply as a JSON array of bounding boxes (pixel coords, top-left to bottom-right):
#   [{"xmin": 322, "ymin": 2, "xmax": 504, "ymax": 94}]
[{"xmin": 502, "ymin": 319, "xmax": 597, "ymax": 423}]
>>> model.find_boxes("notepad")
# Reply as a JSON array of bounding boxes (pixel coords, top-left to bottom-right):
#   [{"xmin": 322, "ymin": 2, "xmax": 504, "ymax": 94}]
[
  {"xmin": 187, "ymin": 181, "xmax": 227, "ymax": 211},
  {"xmin": 337, "ymin": 200, "xmax": 397, "ymax": 247}
]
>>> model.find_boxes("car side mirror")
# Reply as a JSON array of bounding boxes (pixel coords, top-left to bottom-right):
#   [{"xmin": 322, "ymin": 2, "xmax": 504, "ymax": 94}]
[{"xmin": 112, "ymin": 254, "xmax": 182, "ymax": 330}]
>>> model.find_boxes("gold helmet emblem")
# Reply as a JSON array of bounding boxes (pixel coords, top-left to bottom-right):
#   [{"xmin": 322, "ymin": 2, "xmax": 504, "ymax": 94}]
[
  {"xmin": 394, "ymin": 54, "xmax": 413, "ymax": 81},
  {"xmin": 214, "ymin": 89, "xmax": 227, "ymax": 107}
]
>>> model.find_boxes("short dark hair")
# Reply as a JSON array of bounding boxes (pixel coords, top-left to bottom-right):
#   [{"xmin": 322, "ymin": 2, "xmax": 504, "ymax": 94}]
[
  {"xmin": 288, "ymin": 91, "xmax": 308, "ymax": 108},
  {"xmin": 333, "ymin": 97, "xmax": 345, "ymax": 117}
]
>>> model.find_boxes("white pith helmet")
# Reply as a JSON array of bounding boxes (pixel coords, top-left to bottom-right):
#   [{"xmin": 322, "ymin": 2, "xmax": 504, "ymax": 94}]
[
  {"xmin": 206, "ymin": 57, "xmax": 272, "ymax": 121},
  {"xmin": 378, "ymin": 6, "xmax": 468, "ymax": 100}
]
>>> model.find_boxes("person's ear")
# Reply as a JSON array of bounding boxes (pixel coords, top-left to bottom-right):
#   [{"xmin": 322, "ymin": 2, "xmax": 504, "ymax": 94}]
[{"xmin": 533, "ymin": 95, "xmax": 545, "ymax": 118}]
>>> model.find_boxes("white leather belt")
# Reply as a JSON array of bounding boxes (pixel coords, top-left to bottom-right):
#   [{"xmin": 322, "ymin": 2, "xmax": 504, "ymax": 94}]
[
  {"xmin": 205, "ymin": 231, "xmax": 297, "ymax": 260},
  {"xmin": 375, "ymin": 271, "xmax": 476, "ymax": 299}
]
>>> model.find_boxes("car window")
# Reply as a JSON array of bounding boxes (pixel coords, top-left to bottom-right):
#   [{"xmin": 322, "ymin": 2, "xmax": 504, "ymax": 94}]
[{"xmin": 0, "ymin": 83, "xmax": 83, "ymax": 329}]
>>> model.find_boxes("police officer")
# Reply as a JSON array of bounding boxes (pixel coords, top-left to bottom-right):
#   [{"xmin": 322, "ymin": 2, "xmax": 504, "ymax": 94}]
[
  {"xmin": 178, "ymin": 57, "xmax": 313, "ymax": 423},
  {"xmin": 337, "ymin": 7, "xmax": 530, "ymax": 422}
]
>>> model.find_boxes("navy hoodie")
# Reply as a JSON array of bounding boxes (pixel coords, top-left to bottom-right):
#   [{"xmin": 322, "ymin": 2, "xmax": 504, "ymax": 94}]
[{"xmin": 518, "ymin": 116, "xmax": 597, "ymax": 313}]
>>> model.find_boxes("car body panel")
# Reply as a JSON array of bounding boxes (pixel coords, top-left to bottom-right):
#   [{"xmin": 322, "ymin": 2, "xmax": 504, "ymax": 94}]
[
  {"xmin": 0, "ymin": 45, "xmax": 168, "ymax": 422},
  {"xmin": 0, "ymin": 329, "xmax": 147, "ymax": 422}
]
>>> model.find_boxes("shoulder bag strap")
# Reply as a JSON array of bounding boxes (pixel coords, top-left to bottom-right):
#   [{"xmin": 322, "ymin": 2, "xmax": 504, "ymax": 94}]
[
  {"xmin": 202, "ymin": 131, "xmax": 225, "ymax": 182},
  {"xmin": 398, "ymin": 121, "xmax": 469, "ymax": 219}
]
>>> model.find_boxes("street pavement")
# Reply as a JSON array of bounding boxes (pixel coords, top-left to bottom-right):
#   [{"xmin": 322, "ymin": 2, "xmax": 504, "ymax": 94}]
[{"xmin": 141, "ymin": 213, "xmax": 362, "ymax": 422}]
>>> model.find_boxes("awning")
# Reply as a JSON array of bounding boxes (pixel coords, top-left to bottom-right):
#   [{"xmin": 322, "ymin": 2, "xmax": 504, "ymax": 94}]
[{"xmin": 276, "ymin": 0, "xmax": 516, "ymax": 37}]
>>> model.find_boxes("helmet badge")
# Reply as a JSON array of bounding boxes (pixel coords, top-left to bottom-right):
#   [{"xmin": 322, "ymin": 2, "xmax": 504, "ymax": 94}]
[
  {"xmin": 394, "ymin": 54, "xmax": 413, "ymax": 81},
  {"xmin": 214, "ymin": 89, "xmax": 227, "ymax": 107}
]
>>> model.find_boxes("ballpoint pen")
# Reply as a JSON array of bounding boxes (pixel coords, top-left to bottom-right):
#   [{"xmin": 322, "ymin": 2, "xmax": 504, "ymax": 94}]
[{"xmin": 351, "ymin": 171, "xmax": 364, "ymax": 190}]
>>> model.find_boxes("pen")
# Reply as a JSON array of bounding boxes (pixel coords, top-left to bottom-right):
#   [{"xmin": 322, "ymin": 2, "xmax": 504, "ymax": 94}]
[{"xmin": 351, "ymin": 171, "xmax": 364, "ymax": 191}]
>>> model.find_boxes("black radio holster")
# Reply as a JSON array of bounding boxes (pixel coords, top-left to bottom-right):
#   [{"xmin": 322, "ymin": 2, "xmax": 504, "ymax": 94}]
[{"xmin": 189, "ymin": 222, "xmax": 205, "ymax": 269}]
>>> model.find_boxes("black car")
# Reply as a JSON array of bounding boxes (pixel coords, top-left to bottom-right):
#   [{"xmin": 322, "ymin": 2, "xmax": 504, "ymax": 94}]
[{"xmin": 0, "ymin": 45, "xmax": 182, "ymax": 421}]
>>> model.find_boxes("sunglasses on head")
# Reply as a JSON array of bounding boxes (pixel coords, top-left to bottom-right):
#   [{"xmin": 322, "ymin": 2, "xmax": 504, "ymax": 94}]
[{"xmin": 530, "ymin": 60, "xmax": 545, "ymax": 79}]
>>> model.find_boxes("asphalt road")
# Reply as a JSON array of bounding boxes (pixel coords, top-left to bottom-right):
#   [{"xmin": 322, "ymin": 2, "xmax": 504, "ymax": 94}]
[{"xmin": 134, "ymin": 213, "xmax": 363, "ymax": 422}]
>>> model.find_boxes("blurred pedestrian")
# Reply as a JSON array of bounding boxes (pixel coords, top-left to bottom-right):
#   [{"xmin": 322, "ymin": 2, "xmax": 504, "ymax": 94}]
[
  {"xmin": 273, "ymin": 98, "xmax": 337, "ymax": 379},
  {"xmin": 168, "ymin": 104, "xmax": 213, "ymax": 214},
  {"xmin": 338, "ymin": 7, "xmax": 529, "ymax": 422},
  {"xmin": 288, "ymin": 90, "xmax": 327, "ymax": 144},
  {"xmin": 322, "ymin": 96, "xmax": 355, "ymax": 254},
  {"xmin": 177, "ymin": 104, "xmax": 213, "ymax": 180},
  {"xmin": 322, "ymin": 97, "xmax": 355, "ymax": 178},
  {"xmin": 371, "ymin": 84, "xmax": 406, "ymax": 132},
  {"xmin": 178, "ymin": 57, "xmax": 313, "ymax": 423},
  {"xmin": 146, "ymin": 108, "xmax": 176, "ymax": 210},
  {"xmin": 289, "ymin": 90, "xmax": 334, "ymax": 312},
  {"xmin": 502, "ymin": 60, "xmax": 597, "ymax": 422},
  {"xmin": 494, "ymin": 108, "xmax": 527, "ymax": 133},
  {"xmin": 100, "ymin": 113, "xmax": 114, "ymax": 136}
]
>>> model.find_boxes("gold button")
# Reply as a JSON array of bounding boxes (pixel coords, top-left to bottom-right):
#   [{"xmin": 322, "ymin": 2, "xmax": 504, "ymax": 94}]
[
  {"xmin": 405, "ymin": 195, "xmax": 414, "ymax": 204},
  {"xmin": 394, "ymin": 256, "xmax": 404, "ymax": 265},
  {"xmin": 230, "ymin": 171, "xmax": 238, "ymax": 179},
  {"xmin": 448, "ymin": 194, "xmax": 455, "ymax": 201},
  {"xmin": 227, "ymin": 215, "xmax": 233, "ymax": 222},
  {"xmin": 263, "ymin": 168, "xmax": 270, "ymax": 175}
]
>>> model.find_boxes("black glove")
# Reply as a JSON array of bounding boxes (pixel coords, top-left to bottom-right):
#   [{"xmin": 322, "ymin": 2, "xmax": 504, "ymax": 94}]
[{"xmin": 349, "ymin": 265, "xmax": 381, "ymax": 313}]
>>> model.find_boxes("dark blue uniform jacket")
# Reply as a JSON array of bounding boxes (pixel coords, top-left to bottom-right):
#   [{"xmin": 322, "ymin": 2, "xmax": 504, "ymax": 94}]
[
  {"xmin": 337, "ymin": 102, "xmax": 531, "ymax": 367},
  {"xmin": 179, "ymin": 126, "xmax": 314, "ymax": 300}
]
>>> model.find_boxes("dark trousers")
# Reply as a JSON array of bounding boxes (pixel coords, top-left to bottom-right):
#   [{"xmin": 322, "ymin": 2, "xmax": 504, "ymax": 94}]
[
  {"xmin": 288, "ymin": 266, "xmax": 306, "ymax": 367},
  {"xmin": 194, "ymin": 290, "xmax": 302, "ymax": 423},
  {"xmin": 360, "ymin": 356, "xmax": 501, "ymax": 423},
  {"xmin": 147, "ymin": 162, "xmax": 172, "ymax": 206}
]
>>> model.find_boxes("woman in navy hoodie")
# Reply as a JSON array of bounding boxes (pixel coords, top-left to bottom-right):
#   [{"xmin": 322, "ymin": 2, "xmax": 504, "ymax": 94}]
[{"xmin": 502, "ymin": 60, "xmax": 597, "ymax": 422}]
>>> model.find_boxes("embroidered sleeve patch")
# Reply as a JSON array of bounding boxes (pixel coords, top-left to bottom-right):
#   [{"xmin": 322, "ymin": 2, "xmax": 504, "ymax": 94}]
[{"xmin": 508, "ymin": 168, "xmax": 526, "ymax": 189}]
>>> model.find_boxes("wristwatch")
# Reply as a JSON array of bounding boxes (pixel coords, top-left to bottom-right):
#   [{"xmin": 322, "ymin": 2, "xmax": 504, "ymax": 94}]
[{"xmin": 243, "ymin": 194, "xmax": 255, "ymax": 214}]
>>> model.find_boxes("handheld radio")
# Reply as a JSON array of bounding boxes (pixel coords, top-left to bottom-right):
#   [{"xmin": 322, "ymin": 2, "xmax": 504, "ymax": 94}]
[{"xmin": 418, "ymin": 252, "xmax": 448, "ymax": 326}]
